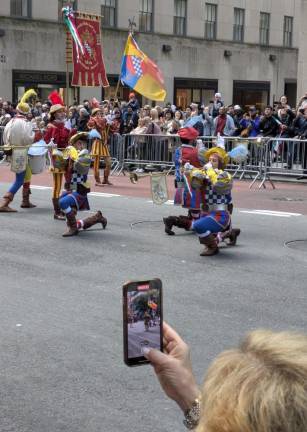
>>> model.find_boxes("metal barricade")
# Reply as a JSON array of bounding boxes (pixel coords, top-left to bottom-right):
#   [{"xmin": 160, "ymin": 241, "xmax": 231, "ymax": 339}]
[
  {"xmin": 259, "ymin": 137, "xmax": 307, "ymax": 188},
  {"xmin": 115, "ymin": 134, "xmax": 181, "ymax": 175},
  {"xmin": 197, "ymin": 136, "xmax": 268, "ymax": 188}
]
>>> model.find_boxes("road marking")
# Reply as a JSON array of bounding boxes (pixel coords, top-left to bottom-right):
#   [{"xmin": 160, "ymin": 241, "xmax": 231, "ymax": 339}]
[
  {"xmin": 89, "ymin": 192, "xmax": 121, "ymax": 197},
  {"xmin": 31, "ymin": 185, "xmax": 52, "ymax": 190},
  {"xmin": 147, "ymin": 200, "xmax": 174, "ymax": 205},
  {"xmin": 240, "ymin": 210, "xmax": 302, "ymax": 218}
]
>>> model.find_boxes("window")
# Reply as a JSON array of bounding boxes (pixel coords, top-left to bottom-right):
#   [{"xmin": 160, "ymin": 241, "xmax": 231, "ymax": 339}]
[
  {"xmin": 10, "ymin": 0, "xmax": 31, "ymax": 18},
  {"xmin": 259, "ymin": 12, "xmax": 270, "ymax": 45},
  {"xmin": 58, "ymin": 1, "xmax": 77, "ymax": 21},
  {"xmin": 205, "ymin": 3, "xmax": 217, "ymax": 40},
  {"xmin": 174, "ymin": 0, "xmax": 187, "ymax": 36},
  {"xmin": 283, "ymin": 16, "xmax": 293, "ymax": 47},
  {"xmin": 101, "ymin": 0, "xmax": 116, "ymax": 28},
  {"xmin": 139, "ymin": 0, "xmax": 153, "ymax": 32},
  {"xmin": 233, "ymin": 8, "xmax": 245, "ymax": 42}
]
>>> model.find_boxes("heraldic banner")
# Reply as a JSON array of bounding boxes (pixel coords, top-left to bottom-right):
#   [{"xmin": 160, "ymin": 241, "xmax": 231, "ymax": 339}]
[{"xmin": 72, "ymin": 13, "xmax": 109, "ymax": 87}]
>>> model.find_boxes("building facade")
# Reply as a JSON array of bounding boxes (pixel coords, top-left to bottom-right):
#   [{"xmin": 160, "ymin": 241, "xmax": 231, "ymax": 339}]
[{"xmin": 0, "ymin": 0, "xmax": 304, "ymax": 109}]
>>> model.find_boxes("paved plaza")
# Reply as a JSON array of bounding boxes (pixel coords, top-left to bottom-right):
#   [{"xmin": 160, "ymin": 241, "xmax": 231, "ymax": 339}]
[{"xmin": 0, "ymin": 178, "xmax": 307, "ymax": 432}]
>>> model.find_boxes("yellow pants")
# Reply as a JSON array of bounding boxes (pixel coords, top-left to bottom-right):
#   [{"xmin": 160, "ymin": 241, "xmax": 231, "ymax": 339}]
[{"xmin": 52, "ymin": 173, "xmax": 63, "ymax": 199}]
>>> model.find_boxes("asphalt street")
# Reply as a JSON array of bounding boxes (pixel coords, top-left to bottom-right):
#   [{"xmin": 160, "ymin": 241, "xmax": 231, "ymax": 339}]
[
  {"xmin": 127, "ymin": 320, "xmax": 161, "ymax": 359},
  {"xmin": 0, "ymin": 183, "xmax": 307, "ymax": 432}
]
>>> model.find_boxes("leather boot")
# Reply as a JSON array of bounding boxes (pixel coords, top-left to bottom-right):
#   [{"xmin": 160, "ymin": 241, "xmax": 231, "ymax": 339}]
[
  {"xmin": 20, "ymin": 188, "xmax": 36, "ymax": 208},
  {"xmin": 163, "ymin": 216, "xmax": 180, "ymax": 235},
  {"xmin": 221, "ymin": 228, "xmax": 241, "ymax": 246},
  {"xmin": 163, "ymin": 215, "xmax": 191, "ymax": 235},
  {"xmin": 95, "ymin": 172, "xmax": 104, "ymax": 187},
  {"xmin": 0, "ymin": 192, "xmax": 17, "ymax": 212},
  {"xmin": 102, "ymin": 167, "xmax": 113, "ymax": 185},
  {"xmin": 199, "ymin": 234, "xmax": 219, "ymax": 256},
  {"xmin": 52, "ymin": 198, "xmax": 66, "ymax": 220},
  {"xmin": 62, "ymin": 210, "xmax": 79, "ymax": 237},
  {"xmin": 82, "ymin": 211, "xmax": 107, "ymax": 230}
]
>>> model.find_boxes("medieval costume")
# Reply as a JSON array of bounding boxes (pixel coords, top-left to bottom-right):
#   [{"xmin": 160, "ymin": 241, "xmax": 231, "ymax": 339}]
[
  {"xmin": 169, "ymin": 147, "xmax": 240, "ymax": 256},
  {"xmin": 44, "ymin": 94, "xmax": 75, "ymax": 220},
  {"xmin": 87, "ymin": 108, "xmax": 112, "ymax": 186},
  {"xmin": 0, "ymin": 93, "xmax": 36, "ymax": 212},
  {"xmin": 59, "ymin": 132, "xmax": 107, "ymax": 237},
  {"xmin": 163, "ymin": 127, "xmax": 203, "ymax": 234}
]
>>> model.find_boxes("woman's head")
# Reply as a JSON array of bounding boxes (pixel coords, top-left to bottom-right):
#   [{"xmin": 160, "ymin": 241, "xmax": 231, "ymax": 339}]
[
  {"xmin": 175, "ymin": 110, "xmax": 183, "ymax": 120},
  {"xmin": 197, "ymin": 330, "xmax": 307, "ymax": 432},
  {"xmin": 150, "ymin": 108, "xmax": 159, "ymax": 121}
]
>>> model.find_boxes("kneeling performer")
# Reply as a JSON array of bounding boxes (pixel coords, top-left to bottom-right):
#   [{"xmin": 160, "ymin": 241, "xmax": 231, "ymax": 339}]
[{"xmin": 59, "ymin": 132, "xmax": 107, "ymax": 237}]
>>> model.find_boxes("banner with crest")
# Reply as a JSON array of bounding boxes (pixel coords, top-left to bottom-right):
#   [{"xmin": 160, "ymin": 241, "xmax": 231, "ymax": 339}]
[{"xmin": 70, "ymin": 12, "xmax": 109, "ymax": 87}]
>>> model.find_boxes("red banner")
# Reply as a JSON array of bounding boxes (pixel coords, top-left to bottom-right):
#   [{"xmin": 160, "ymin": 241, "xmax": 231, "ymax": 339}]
[{"xmin": 72, "ymin": 14, "xmax": 109, "ymax": 88}]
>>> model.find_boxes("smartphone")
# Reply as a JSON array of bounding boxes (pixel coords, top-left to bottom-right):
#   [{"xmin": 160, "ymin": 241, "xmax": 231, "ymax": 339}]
[{"xmin": 123, "ymin": 279, "xmax": 163, "ymax": 366}]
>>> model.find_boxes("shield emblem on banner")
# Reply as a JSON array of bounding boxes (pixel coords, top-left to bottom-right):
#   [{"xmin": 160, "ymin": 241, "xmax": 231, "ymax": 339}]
[{"xmin": 151, "ymin": 173, "xmax": 168, "ymax": 205}]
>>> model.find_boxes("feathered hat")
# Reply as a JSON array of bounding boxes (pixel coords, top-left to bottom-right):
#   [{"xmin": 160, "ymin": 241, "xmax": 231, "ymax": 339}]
[
  {"xmin": 205, "ymin": 147, "xmax": 229, "ymax": 169},
  {"xmin": 48, "ymin": 91, "xmax": 65, "ymax": 115},
  {"xmin": 17, "ymin": 89, "xmax": 37, "ymax": 114}
]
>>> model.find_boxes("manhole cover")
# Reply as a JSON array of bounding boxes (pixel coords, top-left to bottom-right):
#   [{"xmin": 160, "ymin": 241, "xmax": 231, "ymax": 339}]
[
  {"xmin": 285, "ymin": 240, "xmax": 307, "ymax": 252},
  {"xmin": 273, "ymin": 197, "xmax": 306, "ymax": 202}
]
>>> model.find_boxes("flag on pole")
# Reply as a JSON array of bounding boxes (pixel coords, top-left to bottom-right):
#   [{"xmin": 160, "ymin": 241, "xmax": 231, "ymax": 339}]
[{"xmin": 120, "ymin": 34, "xmax": 166, "ymax": 101}]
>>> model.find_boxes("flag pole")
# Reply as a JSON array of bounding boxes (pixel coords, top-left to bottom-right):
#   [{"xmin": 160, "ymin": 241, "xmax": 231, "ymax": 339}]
[
  {"xmin": 113, "ymin": 18, "xmax": 136, "ymax": 101},
  {"xmin": 65, "ymin": 31, "xmax": 72, "ymax": 109}
]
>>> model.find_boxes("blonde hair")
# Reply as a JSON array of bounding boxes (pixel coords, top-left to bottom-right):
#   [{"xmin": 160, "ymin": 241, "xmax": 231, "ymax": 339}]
[{"xmin": 197, "ymin": 330, "xmax": 307, "ymax": 432}]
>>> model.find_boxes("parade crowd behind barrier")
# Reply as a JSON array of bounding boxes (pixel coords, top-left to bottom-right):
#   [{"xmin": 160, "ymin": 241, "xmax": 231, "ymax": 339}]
[{"xmin": 1, "ymin": 92, "xmax": 307, "ymax": 187}]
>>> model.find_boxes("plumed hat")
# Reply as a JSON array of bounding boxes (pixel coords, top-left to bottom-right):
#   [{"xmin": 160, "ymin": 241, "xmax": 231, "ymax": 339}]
[
  {"xmin": 178, "ymin": 127, "xmax": 199, "ymax": 141},
  {"xmin": 205, "ymin": 146, "xmax": 229, "ymax": 169}
]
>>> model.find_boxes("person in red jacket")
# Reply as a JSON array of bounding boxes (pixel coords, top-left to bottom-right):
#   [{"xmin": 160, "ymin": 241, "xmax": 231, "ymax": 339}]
[{"xmin": 44, "ymin": 104, "xmax": 75, "ymax": 219}]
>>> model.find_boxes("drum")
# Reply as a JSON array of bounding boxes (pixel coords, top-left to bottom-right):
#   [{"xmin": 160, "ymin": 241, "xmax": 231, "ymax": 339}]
[{"xmin": 28, "ymin": 154, "xmax": 46, "ymax": 174}]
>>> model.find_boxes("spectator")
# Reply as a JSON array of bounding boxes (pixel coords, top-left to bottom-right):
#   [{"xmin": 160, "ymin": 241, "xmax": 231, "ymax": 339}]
[
  {"xmin": 210, "ymin": 92, "xmax": 224, "ymax": 118},
  {"xmin": 174, "ymin": 110, "xmax": 184, "ymax": 127},
  {"xmin": 122, "ymin": 106, "xmax": 138, "ymax": 134},
  {"xmin": 167, "ymin": 119, "xmax": 181, "ymax": 135},
  {"xmin": 232, "ymin": 105, "xmax": 244, "ymax": 136},
  {"xmin": 259, "ymin": 106, "xmax": 280, "ymax": 137},
  {"xmin": 144, "ymin": 323, "xmax": 307, "ymax": 432},
  {"xmin": 293, "ymin": 107, "xmax": 307, "ymax": 179},
  {"xmin": 240, "ymin": 106, "xmax": 261, "ymax": 137},
  {"xmin": 161, "ymin": 109, "xmax": 174, "ymax": 134},
  {"xmin": 213, "ymin": 106, "xmax": 235, "ymax": 137},
  {"xmin": 202, "ymin": 106, "xmax": 214, "ymax": 136},
  {"xmin": 77, "ymin": 107, "xmax": 90, "ymax": 132},
  {"xmin": 127, "ymin": 92, "xmax": 140, "ymax": 112}
]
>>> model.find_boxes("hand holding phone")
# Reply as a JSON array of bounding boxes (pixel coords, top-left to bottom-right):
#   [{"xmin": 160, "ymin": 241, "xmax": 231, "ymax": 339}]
[{"xmin": 123, "ymin": 279, "xmax": 163, "ymax": 366}]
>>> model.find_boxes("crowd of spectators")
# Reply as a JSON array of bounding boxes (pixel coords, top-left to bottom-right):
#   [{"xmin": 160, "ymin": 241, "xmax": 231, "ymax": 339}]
[{"xmin": 2, "ymin": 91, "xmax": 307, "ymax": 177}]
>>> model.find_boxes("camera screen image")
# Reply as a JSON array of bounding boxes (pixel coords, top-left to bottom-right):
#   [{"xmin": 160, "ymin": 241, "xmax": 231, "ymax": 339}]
[{"xmin": 127, "ymin": 284, "xmax": 161, "ymax": 359}]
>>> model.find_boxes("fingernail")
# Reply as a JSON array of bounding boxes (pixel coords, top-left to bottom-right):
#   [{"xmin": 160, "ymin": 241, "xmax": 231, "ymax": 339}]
[{"xmin": 141, "ymin": 347, "xmax": 150, "ymax": 356}]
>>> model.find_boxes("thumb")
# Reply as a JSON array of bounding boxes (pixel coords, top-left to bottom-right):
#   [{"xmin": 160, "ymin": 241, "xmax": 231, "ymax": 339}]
[{"xmin": 143, "ymin": 347, "xmax": 168, "ymax": 366}]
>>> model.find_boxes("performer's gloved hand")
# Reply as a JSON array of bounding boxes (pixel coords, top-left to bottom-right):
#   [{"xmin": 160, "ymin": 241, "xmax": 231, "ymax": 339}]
[
  {"xmin": 204, "ymin": 162, "xmax": 212, "ymax": 170},
  {"xmin": 183, "ymin": 162, "xmax": 194, "ymax": 171}
]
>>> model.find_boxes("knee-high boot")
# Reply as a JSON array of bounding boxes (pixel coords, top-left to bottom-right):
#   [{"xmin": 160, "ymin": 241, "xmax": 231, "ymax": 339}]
[
  {"xmin": 102, "ymin": 166, "xmax": 113, "ymax": 185},
  {"xmin": 199, "ymin": 234, "xmax": 219, "ymax": 256},
  {"xmin": 0, "ymin": 192, "xmax": 17, "ymax": 212},
  {"xmin": 163, "ymin": 215, "xmax": 192, "ymax": 235},
  {"xmin": 20, "ymin": 187, "xmax": 36, "ymax": 208},
  {"xmin": 62, "ymin": 210, "xmax": 79, "ymax": 237},
  {"xmin": 82, "ymin": 211, "xmax": 107, "ymax": 230}
]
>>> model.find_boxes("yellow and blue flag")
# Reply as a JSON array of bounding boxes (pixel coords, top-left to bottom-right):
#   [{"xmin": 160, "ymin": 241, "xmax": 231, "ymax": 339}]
[{"xmin": 120, "ymin": 34, "xmax": 166, "ymax": 102}]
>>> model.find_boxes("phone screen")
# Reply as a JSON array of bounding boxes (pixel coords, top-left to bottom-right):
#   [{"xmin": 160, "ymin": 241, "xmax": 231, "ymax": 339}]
[{"xmin": 123, "ymin": 279, "xmax": 163, "ymax": 366}]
